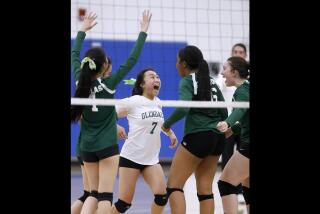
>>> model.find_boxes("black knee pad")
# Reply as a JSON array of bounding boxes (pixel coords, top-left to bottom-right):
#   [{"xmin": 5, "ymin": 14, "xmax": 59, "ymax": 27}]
[
  {"xmin": 154, "ymin": 194, "xmax": 168, "ymax": 206},
  {"xmin": 97, "ymin": 192, "xmax": 113, "ymax": 204},
  {"xmin": 89, "ymin": 190, "xmax": 99, "ymax": 199},
  {"xmin": 166, "ymin": 187, "xmax": 184, "ymax": 198},
  {"xmin": 218, "ymin": 180, "xmax": 239, "ymax": 197},
  {"xmin": 78, "ymin": 190, "xmax": 90, "ymax": 203},
  {"xmin": 114, "ymin": 199, "xmax": 131, "ymax": 213},
  {"xmin": 242, "ymin": 186, "xmax": 250, "ymax": 205},
  {"xmin": 197, "ymin": 193, "xmax": 214, "ymax": 202}
]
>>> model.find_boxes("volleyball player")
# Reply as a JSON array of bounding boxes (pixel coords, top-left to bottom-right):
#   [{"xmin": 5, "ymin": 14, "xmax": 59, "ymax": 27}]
[
  {"xmin": 72, "ymin": 124, "xmax": 127, "ymax": 214},
  {"xmin": 216, "ymin": 56, "xmax": 250, "ymax": 214},
  {"xmin": 71, "ymin": 11, "xmax": 152, "ymax": 214},
  {"xmin": 111, "ymin": 68, "xmax": 178, "ymax": 214},
  {"xmin": 220, "ymin": 43, "xmax": 248, "ymax": 170},
  {"xmin": 162, "ymin": 46, "xmax": 228, "ymax": 214}
]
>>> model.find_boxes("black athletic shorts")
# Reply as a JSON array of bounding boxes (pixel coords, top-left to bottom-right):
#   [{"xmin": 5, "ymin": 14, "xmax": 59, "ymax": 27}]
[
  {"xmin": 238, "ymin": 141, "xmax": 249, "ymax": 159},
  {"xmin": 119, "ymin": 156, "xmax": 158, "ymax": 171},
  {"xmin": 81, "ymin": 144, "xmax": 119, "ymax": 162},
  {"xmin": 181, "ymin": 130, "xmax": 225, "ymax": 158},
  {"xmin": 77, "ymin": 155, "xmax": 84, "ymax": 165}
]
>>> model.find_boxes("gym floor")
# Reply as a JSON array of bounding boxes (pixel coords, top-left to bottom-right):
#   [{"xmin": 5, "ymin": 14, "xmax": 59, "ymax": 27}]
[{"xmin": 71, "ymin": 163, "xmax": 247, "ymax": 214}]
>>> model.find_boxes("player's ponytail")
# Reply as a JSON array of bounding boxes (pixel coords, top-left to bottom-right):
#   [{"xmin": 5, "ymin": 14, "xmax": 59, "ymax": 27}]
[
  {"xmin": 71, "ymin": 65, "xmax": 94, "ymax": 123},
  {"xmin": 178, "ymin": 46, "xmax": 211, "ymax": 101},
  {"xmin": 196, "ymin": 59, "xmax": 211, "ymax": 101},
  {"xmin": 71, "ymin": 47, "xmax": 108, "ymax": 123}
]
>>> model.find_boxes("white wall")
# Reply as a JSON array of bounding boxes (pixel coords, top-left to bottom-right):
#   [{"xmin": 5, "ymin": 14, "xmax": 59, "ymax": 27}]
[{"xmin": 71, "ymin": 0, "xmax": 249, "ymax": 63}]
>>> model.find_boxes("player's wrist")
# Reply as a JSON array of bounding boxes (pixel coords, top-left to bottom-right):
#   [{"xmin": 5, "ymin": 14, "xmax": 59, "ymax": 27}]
[
  {"xmin": 223, "ymin": 121, "xmax": 230, "ymax": 128},
  {"xmin": 161, "ymin": 126, "xmax": 172, "ymax": 136}
]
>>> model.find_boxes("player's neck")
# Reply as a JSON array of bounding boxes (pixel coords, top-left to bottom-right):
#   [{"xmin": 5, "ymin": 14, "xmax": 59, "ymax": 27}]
[
  {"xmin": 187, "ymin": 69, "xmax": 197, "ymax": 75},
  {"xmin": 142, "ymin": 93, "xmax": 155, "ymax": 100},
  {"xmin": 234, "ymin": 79, "xmax": 246, "ymax": 87},
  {"xmin": 95, "ymin": 72, "xmax": 103, "ymax": 79}
]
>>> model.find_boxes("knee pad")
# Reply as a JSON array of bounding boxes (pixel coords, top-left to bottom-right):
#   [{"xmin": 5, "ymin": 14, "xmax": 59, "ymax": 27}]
[
  {"xmin": 114, "ymin": 199, "xmax": 131, "ymax": 213},
  {"xmin": 197, "ymin": 193, "xmax": 214, "ymax": 202},
  {"xmin": 154, "ymin": 194, "xmax": 168, "ymax": 206},
  {"xmin": 218, "ymin": 180, "xmax": 239, "ymax": 197},
  {"xmin": 97, "ymin": 192, "xmax": 113, "ymax": 204},
  {"xmin": 166, "ymin": 187, "xmax": 184, "ymax": 198},
  {"xmin": 242, "ymin": 186, "xmax": 250, "ymax": 205},
  {"xmin": 89, "ymin": 190, "xmax": 99, "ymax": 199},
  {"xmin": 78, "ymin": 190, "xmax": 90, "ymax": 203}
]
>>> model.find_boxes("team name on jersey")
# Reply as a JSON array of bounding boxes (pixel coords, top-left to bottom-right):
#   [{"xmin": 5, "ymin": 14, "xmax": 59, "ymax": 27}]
[
  {"xmin": 210, "ymin": 79, "xmax": 216, "ymax": 85},
  {"xmin": 91, "ymin": 85, "xmax": 104, "ymax": 93},
  {"xmin": 141, "ymin": 111, "xmax": 164, "ymax": 119}
]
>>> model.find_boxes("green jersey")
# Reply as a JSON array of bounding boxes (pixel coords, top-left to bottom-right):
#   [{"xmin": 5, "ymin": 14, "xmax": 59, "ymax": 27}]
[
  {"xmin": 226, "ymin": 80, "xmax": 249, "ymax": 144},
  {"xmin": 71, "ymin": 31, "xmax": 147, "ymax": 152},
  {"xmin": 163, "ymin": 73, "xmax": 228, "ymax": 137}
]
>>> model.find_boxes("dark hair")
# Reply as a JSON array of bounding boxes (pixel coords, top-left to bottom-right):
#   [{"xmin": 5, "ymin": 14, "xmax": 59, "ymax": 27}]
[
  {"xmin": 107, "ymin": 56, "xmax": 112, "ymax": 65},
  {"xmin": 178, "ymin": 46, "xmax": 211, "ymax": 101},
  {"xmin": 71, "ymin": 47, "xmax": 108, "ymax": 123},
  {"xmin": 227, "ymin": 56, "xmax": 250, "ymax": 79},
  {"xmin": 132, "ymin": 67, "xmax": 156, "ymax": 96},
  {"xmin": 232, "ymin": 43, "xmax": 247, "ymax": 54}
]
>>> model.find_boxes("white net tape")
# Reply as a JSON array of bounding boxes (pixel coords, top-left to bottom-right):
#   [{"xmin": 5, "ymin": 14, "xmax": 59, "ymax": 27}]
[{"xmin": 71, "ymin": 98, "xmax": 249, "ymax": 109}]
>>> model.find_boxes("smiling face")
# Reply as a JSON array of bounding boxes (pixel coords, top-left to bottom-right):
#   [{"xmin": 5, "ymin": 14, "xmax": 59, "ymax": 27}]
[
  {"xmin": 141, "ymin": 70, "xmax": 161, "ymax": 99},
  {"xmin": 221, "ymin": 60, "xmax": 237, "ymax": 87}
]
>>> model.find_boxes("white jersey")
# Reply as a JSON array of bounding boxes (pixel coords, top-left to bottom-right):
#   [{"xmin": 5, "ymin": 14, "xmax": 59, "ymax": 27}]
[
  {"xmin": 214, "ymin": 74, "xmax": 237, "ymax": 115},
  {"xmin": 116, "ymin": 95, "xmax": 164, "ymax": 165}
]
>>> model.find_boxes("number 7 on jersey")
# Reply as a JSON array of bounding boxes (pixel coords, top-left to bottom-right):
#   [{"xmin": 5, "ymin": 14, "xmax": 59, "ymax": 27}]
[{"xmin": 150, "ymin": 122, "xmax": 158, "ymax": 134}]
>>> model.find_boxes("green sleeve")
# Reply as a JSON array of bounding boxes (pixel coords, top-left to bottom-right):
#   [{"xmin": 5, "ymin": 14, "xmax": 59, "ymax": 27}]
[
  {"xmin": 225, "ymin": 88, "xmax": 248, "ymax": 126},
  {"xmin": 220, "ymin": 108, "xmax": 228, "ymax": 121},
  {"xmin": 231, "ymin": 122, "xmax": 241, "ymax": 135},
  {"xmin": 163, "ymin": 78, "xmax": 193, "ymax": 129},
  {"xmin": 219, "ymin": 107, "xmax": 228, "ymax": 121},
  {"xmin": 106, "ymin": 32, "xmax": 147, "ymax": 89},
  {"xmin": 71, "ymin": 31, "xmax": 86, "ymax": 81}
]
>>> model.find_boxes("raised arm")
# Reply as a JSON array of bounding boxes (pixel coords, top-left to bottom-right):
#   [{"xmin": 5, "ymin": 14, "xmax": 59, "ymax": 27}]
[
  {"xmin": 106, "ymin": 10, "xmax": 152, "ymax": 89},
  {"xmin": 71, "ymin": 12, "xmax": 98, "ymax": 81}
]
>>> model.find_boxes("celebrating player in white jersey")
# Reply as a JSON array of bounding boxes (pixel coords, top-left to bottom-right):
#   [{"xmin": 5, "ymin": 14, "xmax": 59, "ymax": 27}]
[{"xmin": 111, "ymin": 68, "xmax": 178, "ymax": 214}]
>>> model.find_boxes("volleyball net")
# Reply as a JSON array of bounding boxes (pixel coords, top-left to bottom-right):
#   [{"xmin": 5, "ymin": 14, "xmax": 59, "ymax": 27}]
[
  {"xmin": 70, "ymin": 0, "xmax": 249, "ymax": 160},
  {"xmin": 71, "ymin": 98, "xmax": 249, "ymax": 109}
]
